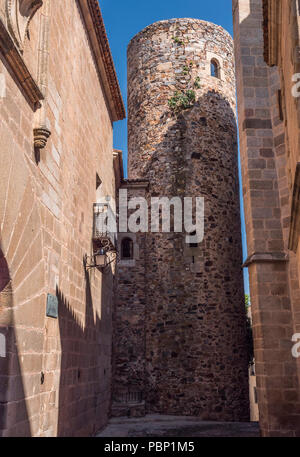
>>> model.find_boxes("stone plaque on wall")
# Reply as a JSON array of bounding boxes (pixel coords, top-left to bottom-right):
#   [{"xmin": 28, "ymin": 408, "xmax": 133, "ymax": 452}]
[{"xmin": 46, "ymin": 293, "xmax": 58, "ymax": 318}]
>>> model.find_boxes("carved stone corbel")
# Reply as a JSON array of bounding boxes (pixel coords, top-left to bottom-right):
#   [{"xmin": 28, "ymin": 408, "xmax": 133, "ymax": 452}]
[
  {"xmin": 33, "ymin": 126, "xmax": 51, "ymax": 149},
  {"xmin": 0, "ymin": 17, "xmax": 43, "ymax": 108},
  {"xmin": 6, "ymin": 0, "xmax": 43, "ymax": 51}
]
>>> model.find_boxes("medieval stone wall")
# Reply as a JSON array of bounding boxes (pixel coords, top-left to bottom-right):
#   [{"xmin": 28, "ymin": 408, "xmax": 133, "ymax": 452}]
[
  {"xmin": 112, "ymin": 180, "xmax": 148, "ymax": 417},
  {"xmin": 114, "ymin": 18, "xmax": 250, "ymax": 420},
  {"xmin": 0, "ymin": 0, "xmax": 123, "ymax": 437},
  {"xmin": 233, "ymin": 0, "xmax": 300, "ymax": 436}
]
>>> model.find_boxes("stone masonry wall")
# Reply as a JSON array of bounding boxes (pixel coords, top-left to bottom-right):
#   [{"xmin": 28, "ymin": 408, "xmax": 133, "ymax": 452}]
[
  {"xmin": 0, "ymin": 0, "xmax": 119, "ymax": 436},
  {"xmin": 233, "ymin": 0, "xmax": 300, "ymax": 436},
  {"xmin": 272, "ymin": 1, "xmax": 300, "ymax": 390},
  {"xmin": 112, "ymin": 181, "xmax": 148, "ymax": 417},
  {"xmin": 121, "ymin": 19, "xmax": 250, "ymax": 420}
]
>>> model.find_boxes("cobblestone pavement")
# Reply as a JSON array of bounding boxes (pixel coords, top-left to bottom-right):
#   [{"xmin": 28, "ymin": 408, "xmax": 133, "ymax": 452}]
[{"xmin": 97, "ymin": 415, "xmax": 260, "ymax": 437}]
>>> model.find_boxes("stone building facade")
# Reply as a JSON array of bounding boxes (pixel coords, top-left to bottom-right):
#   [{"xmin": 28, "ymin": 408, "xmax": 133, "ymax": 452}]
[
  {"xmin": 233, "ymin": 0, "xmax": 300, "ymax": 436},
  {"xmin": 0, "ymin": 0, "xmax": 125, "ymax": 437},
  {"xmin": 3, "ymin": 0, "xmax": 300, "ymax": 439},
  {"xmin": 112, "ymin": 19, "xmax": 250, "ymax": 421}
]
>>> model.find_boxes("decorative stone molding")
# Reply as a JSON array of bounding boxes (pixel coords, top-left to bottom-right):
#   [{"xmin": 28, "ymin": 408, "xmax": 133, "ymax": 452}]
[
  {"xmin": 77, "ymin": 0, "xmax": 125, "ymax": 121},
  {"xmin": 120, "ymin": 179, "xmax": 149, "ymax": 190},
  {"xmin": 242, "ymin": 251, "xmax": 289, "ymax": 268},
  {"xmin": 288, "ymin": 162, "xmax": 300, "ymax": 252},
  {"xmin": 0, "ymin": 17, "xmax": 43, "ymax": 107},
  {"xmin": 6, "ymin": 0, "xmax": 43, "ymax": 51},
  {"xmin": 263, "ymin": 0, "xmax": 282, "ymax": 66},
  {"xmin": 33, "ymin": 0, "xmax": 51, "ymax": 150}
]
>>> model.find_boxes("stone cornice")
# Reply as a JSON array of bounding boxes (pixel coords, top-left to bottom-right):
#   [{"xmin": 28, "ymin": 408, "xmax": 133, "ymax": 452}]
[
  {"xmin": 242, "ymin": 251, "xmax": 289, "ymax": 268},
  {"xmin": 263, "ymin": 0, "xmax": 282, "ymax": 66},
  {"xmin": 288, "ymin": 162, "xmax": 300, "ymax": 252},
  {"xmin": 0, "ymin": 17, "xmax": 43, "ymax": 108},
  {"xmin": 121, "ymin": 179, "xmax": 150, "ymax": 189},
  {"xmin": 78, "ymin": 0, "xmax": 125, "ymax": 122}
]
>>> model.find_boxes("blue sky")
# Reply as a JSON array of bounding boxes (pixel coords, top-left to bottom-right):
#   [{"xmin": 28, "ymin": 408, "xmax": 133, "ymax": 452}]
[{"xmin": 100, "ymin": 0, "xmax": 250, "ymax": 295}]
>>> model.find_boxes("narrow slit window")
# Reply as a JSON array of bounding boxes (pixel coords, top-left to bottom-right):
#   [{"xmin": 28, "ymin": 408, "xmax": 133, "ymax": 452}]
[
  {"xmin": 121, "ymin": 238, "xmax": 134, "ymax": 259},
  {"xmin": 210, "ymin": 59, "xmax": 220, "ymax": 79},
  {"xmin": 277, "ymin": 89, "xmax": 284, "ymax": 121}
]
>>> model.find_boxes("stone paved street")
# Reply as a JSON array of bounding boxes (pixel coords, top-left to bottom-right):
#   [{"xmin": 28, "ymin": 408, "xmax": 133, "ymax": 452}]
[{"xmin": 97, "ymin": 415, "xmax": 260, "ymax": 437}]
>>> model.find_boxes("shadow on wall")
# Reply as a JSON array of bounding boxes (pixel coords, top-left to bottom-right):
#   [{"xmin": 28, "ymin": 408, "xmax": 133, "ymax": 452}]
[
  {"xmin": 0, "ymin": 245, "xmax": 30, "ymax": 436},
  {"xmin": 57, "ymin": 258, "xmax": 114, "ymax": 437},
  {"xmin": 0, "ymin": 236, "xmax": 114, "ymax": 437}
]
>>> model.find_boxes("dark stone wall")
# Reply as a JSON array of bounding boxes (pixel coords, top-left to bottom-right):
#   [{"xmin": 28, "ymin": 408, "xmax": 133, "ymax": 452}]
[
  {"xmin": 113, "ymin": 18, "xmax": 249, "ymax": 421},
  {"xmin": 112, "ymin": 183, "xmax": 148, "ymax": 417}
]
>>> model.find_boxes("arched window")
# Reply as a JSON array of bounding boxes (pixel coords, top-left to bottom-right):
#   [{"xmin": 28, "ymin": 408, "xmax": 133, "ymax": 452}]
[
  {"xmin": 121, "ymin": 238, "xmax": 134, "ymax": 259},
  {"xmin": 210, "ymin": 59, "xmax": 220, "ymax": 79}
]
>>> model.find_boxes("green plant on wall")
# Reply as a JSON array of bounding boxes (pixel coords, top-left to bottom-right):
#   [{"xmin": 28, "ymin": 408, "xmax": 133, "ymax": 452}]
[
  {"xmin": 245, "ymin": 294, "xmax": 250, "ymax": 308},
  {"xmin": 172, "ymin": 36, "xmax": 184, "ymax": 45},
  {"xmin": 185, "ymin": 89, "xmax": 196, "ymax": 102},
  {"xmin": 194, "ymin": 76, "xmax": 201, "ymax": 89},
  {"xmin": 168, "ymin": 90, "xmax": 196, "ymax": 114},
  {"xmin": 182, "ymin": 62, "xmax": 194, "ymax": 75},
  {"xmin": 168, "ymin": 51, "xmax": 200, "ymax": 114},
  {"xmin": 182, "ymin": 65, "xmax": 190, "ymax": 75}
]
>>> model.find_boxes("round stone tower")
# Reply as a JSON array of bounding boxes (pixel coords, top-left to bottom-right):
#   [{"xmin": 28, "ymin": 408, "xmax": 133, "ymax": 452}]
[{"xmin": 123, "ymin": 18, "xmax": 249, "ymax": 420}]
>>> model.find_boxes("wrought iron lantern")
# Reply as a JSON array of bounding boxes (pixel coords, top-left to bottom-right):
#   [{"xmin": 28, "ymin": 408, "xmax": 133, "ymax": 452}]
[
  {"xmin": 84, "ymin": 200, "xmax": 119, "ymax": 272},
  {"xmin": 94, "ymin": 248, "xmax": 107, "ymax": 268},
  {"xmin": 85, "ymin": 248, "xmax": 118, "ymax": 272},
  {"xmin": 85, "ymin": 248, "xmax": 107, "ymax": 270}
]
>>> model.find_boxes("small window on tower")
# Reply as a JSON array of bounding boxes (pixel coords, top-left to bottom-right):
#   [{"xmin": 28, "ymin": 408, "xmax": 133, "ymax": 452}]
[
  {"xmin": 121, "ymin": 238, "xmax": 134, "ymax": 259},
  {"xmin": 210, "ymin": 59, "xmax": 220, "ymax": 79}
]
